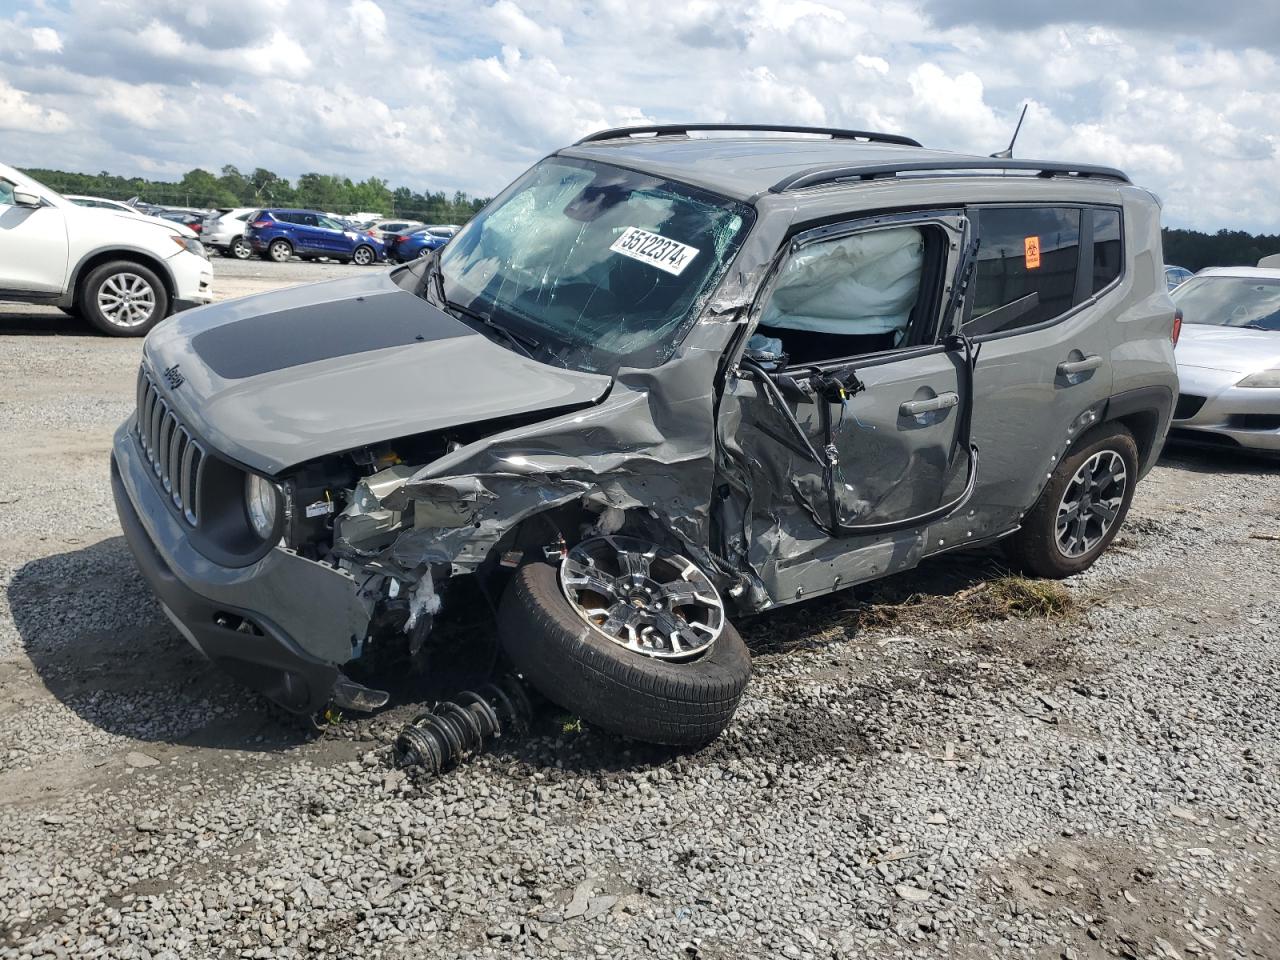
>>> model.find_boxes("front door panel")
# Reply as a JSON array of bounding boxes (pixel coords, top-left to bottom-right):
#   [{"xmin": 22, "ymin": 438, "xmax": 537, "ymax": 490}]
[
  {"xmin": 0, "ymin": 202, "xmax": 69, "ymax": 293},
  {"xmin": 724, "ymin": 349, "xmax": 968, "ymax": 600},
  {"xmin": 715, "ymin": 210, "xmax": 972, "ymax": 606}
]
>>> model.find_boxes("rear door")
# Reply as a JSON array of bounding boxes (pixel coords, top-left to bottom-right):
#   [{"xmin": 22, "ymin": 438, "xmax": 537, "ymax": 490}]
[
  {"xmin": 718, "ymin": 210, "xmax": 977, "ymax": 602},
  {"xmin": 926, "ymin": 204, "xmax": 1118, "ymax": 547},
  {"xmin": 291, "ymin": 212, "xmax": 325, "ymax": 253}
]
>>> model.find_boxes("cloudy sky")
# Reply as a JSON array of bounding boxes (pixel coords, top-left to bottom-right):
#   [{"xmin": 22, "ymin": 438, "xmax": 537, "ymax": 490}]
[{"xmin": 2, "ymin": 0, "xmax": 1278, "ymax": 231}]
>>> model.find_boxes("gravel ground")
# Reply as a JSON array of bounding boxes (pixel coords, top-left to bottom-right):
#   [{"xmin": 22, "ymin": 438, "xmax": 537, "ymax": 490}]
[{"xmin": 2, "ymin": 261, "xmax": 1279, "ymax": 959}]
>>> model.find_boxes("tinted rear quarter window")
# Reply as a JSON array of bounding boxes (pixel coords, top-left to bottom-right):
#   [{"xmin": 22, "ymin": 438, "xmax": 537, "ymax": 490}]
[
  {"xmin": 1091, "ymin": 208, "xmax": 1122, "ymax": 293},
  {"xmin": 968, "ymin": 207, "xmax": 1081, "ymax": 334}
]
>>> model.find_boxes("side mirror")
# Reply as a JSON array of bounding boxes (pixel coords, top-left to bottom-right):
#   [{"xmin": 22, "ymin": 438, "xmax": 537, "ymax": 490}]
[{"xmin": 13, "ymin": 190, "xmax": 42, "ymax": 208}]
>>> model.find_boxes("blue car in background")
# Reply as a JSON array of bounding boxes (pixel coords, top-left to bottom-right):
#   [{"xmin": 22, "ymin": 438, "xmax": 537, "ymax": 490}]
[
  {"xmin": 245, "ymin": 209, "xmax": 385, "ymax": 265},
  {"xmin": 386, "ymin": 225, "xmax": 458, "ymax": 263}
]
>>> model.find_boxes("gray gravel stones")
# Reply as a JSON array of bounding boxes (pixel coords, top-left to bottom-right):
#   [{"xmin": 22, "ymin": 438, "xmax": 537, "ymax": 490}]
[{"xmin": 3, "ymin": 277, "xmax": 1279, "ymax": 958}]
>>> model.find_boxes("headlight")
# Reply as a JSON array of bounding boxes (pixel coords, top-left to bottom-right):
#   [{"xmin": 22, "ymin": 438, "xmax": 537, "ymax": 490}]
[
  {"xmin": 244, "ymin": 474, "xmax": 280, "ymax": 539},
  {"xmin": 1236, "ymin": 369, "xmax": 1280, "ymax": 388},
  {"xmin": 170, "ymin": 234, "xmax": 208, "ymax": 259}
]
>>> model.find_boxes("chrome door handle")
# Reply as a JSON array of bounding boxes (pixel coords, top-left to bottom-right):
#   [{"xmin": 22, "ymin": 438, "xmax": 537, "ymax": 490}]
[
  {"xmin": 1057, "ymin": 355, "xmax": 1103, "ymax": 376},
  {"xmin": 900, "ymin": 392, "xmax": 959, "ymax": 416}
]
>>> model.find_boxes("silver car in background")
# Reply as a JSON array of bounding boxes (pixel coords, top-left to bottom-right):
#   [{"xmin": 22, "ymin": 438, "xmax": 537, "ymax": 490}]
[
  {"xmin": 203, "ymin": 207, "xmax": 258, "ymax": 259},
  {"xmin": 1170, "ymin": 267, "xmax": 1280, "ymax": 454}
]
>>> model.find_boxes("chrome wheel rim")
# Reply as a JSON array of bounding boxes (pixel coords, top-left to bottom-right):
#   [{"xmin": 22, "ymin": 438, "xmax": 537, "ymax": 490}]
[
  {"xmin": 97, "ymin": 272, "xmax": 156, "ymax": 328},
  {"xmin": 353, "ymin": 246, "xmax": 372, "ymax": 265},
  {"xmin": 559, "ymin": 535, "xmax": 724, "ymax": 660},
  {"xmin": 232, "ymin": 238, "xmax": 251, "ymax": 258},
  {"xmin": 1055, "ymin": 450, "xmax": 1127, "ymax": 558},
  {"xmin": 270, "ymin": 241, "xmax": 291, "ymax": 262}
]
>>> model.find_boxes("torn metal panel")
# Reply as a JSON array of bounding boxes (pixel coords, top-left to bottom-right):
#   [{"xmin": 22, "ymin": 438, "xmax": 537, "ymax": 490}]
[{"xmin": 372, "ymin": 312, "xmax": 741, "ymax": 581}]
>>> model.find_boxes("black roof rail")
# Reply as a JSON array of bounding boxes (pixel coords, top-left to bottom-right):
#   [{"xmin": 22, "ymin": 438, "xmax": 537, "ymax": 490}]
[
  {"xmin": 770, "ymin": 158, "xmax": 1130, "ymax": 193},
  {"xmin": 575, "ymin": 124, "xmax": 923, "ymax": 148}
]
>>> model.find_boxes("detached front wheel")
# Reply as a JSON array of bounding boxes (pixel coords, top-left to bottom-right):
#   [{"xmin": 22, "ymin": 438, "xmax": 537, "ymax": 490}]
[{"xmin": 499, "ymin": 536, "xmax": 751, "ymax": 746}]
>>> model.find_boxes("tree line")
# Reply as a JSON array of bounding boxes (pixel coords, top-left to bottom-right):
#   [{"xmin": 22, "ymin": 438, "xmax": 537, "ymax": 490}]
[
  {"xmin": 20, "ymin": 164, "xmax": 489, "ymax": 224},
  {"xmin": 1161, "ymin": 228, "xmax": 1280, "ymax": 272}
]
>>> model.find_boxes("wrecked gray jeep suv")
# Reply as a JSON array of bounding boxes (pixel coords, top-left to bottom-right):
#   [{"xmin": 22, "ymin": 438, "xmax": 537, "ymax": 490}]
[{"xmin": 111, "ymin": 124, "xmax": 1178, "ymax": 745}]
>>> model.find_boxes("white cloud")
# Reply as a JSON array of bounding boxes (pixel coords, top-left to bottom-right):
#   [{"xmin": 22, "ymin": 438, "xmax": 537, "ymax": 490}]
[
  {"xmin": 30, "ymin": 27, "xmax": 62, "ymax": 53},
  {"xmin": 1, "ymin": 0, "xmax": 1278, "ymax": 230},
  {"xmin": 0, "ymin": 78, "xmax": 71, "ymax": 133}
]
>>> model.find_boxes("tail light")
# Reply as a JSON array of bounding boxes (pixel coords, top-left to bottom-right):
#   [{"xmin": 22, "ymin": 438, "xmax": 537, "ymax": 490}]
[
  {"xmin": 1172, "ymin": 307, "xmax": 1183, "ymax": 347},
  {"xmin": 250, "ymin": 220, "xmax": 271, "ymax": 229}
]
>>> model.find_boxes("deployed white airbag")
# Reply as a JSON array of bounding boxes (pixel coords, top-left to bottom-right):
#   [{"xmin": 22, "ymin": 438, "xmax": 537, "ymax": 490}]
[{"xmin": 761, "ymin": 226, "xmax": 924, "ymax": 336}]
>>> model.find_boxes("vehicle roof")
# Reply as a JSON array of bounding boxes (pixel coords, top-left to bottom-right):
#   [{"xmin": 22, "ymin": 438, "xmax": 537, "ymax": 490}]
[
  {"xmin": 1194, "ymin": 267, "xmax": 1280, "ymax": 279},
  {"xmin": 558, "ymin": 133, "xmax": 1128, "ymax": 203}
]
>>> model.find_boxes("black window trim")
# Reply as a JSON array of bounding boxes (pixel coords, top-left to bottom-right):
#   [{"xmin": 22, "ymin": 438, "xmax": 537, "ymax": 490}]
[
  {"xmin": 961, "ymin": 201, "xmax": 1126, "ymax": 344},
  {"xmin": 748, "ymin": 207, "xmax": 970, "ymax": 374}
]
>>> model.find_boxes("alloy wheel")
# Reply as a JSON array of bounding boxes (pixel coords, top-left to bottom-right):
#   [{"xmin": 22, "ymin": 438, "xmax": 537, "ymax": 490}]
[
  {"xmin": 353, "ymin": 246, "xmax": 373, "ymax": 265},
  {"xmin": 1055, "ymin": 449, "xmax": 1127, "ymax": 558},
  {"xmin": 96, "ymin": 272, "xmax": 156, "ymax": 329},
  {"xmin": 231, "ymin": 237, "xmax": 252, "ymax": 259},
  {"xmin": 269, "ymin": 240, "xmax": 291, "ymax": 262},
  {"xmin": 559, "ymin": 535, "xmax": 725, "ymax": 660}
]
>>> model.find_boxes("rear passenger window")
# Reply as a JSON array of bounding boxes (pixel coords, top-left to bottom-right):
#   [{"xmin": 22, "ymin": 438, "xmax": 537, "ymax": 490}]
[
  {"xmin": 1091, "ymin": 208, "xmax": 1122, "ymax": 293},
  {"xmin": 967, "ymin": 207, "xmax": 1081, "ymax": 334}
]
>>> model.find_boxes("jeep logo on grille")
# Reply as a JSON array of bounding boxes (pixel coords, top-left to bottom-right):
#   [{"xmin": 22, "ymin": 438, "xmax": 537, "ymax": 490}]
[{"xmin": 163, "ymin": 364, "xmax": 184, "ymax": 389}]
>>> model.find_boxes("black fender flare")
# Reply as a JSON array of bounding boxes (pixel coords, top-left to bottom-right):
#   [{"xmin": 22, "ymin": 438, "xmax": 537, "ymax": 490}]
[{"xmin": 1101, "ymin": 385, "xmax": 1175, "ymax": 477}]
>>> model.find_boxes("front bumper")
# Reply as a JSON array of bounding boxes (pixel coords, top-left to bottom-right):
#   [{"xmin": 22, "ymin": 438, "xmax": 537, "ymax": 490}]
[
  {"xmin": 110, "ymin": 421, "xmax": 374, "ymax": 713},
  {"xmin": 1170, "ymin": 366, "xmax": 1280, "ymax": 453}
]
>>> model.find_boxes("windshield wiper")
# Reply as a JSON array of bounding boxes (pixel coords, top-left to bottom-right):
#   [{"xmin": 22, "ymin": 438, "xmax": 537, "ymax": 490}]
[
  {"xmin": 1240, "ymin": 323, "xmax": 1274, "ymax": 331},
  {"xmin": 447, "ymin": 298, "xmax": 541, "ymax": 359},
  {"xmin": 418, "ymin": 251, "xmax": 540, "ymax": 359}
]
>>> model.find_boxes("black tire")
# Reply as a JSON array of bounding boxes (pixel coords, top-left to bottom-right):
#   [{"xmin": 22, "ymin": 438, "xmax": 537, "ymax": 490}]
[
  {"xmin": 499, "ymin": 561, "xmax": 751, "ymax": 746},
  {"xmin": 1004, "ymin": 422, "xmax": 1139, "ymax": 578},
  {"xmin": 267, "ymin": 239, "xmax": 293, "ymax": 263},
  {"xmin": 79, "ymin": 260, "xmax": 169, "ymax": 337},
  {"xmin": 230, "ymin": 236, "xmax": 252, "ymax": 260},
  {"xmin": 352, "ymin": 244, "xmax": 376, "ymax": 266}
]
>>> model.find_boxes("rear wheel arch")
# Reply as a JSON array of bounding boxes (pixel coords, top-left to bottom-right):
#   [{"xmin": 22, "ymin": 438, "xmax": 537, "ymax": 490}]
[{"xmin": 1101, "ymin": 385, "xmax": 1174, "ymax": 476}]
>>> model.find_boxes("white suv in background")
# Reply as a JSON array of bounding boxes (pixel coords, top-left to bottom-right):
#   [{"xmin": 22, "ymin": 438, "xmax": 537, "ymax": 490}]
[
  {"xmin": 203, "ymin": 207, "xmax": 258, "ymax": 260},
  {"xmin": 0, "ymin": 162, "xmax": 214, "ymax": 336}
]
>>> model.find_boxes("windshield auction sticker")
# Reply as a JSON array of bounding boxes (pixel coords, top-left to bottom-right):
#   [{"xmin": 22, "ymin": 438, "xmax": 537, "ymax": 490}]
[{"xmin": 610, "ymin": 227, "xmax": 700, "ymax": 276}]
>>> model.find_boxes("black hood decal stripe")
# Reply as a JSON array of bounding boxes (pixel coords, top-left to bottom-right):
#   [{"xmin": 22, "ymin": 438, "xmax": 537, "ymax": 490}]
[{"xmin": 190, "ymin": 290, "xmax": 474, "ymax": 380}]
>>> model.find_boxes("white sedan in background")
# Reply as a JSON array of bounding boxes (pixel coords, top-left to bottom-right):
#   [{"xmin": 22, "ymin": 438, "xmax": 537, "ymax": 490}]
[{"xmin": 1170, "ymin": 267, "xmax": 1280, "ymax": 455}]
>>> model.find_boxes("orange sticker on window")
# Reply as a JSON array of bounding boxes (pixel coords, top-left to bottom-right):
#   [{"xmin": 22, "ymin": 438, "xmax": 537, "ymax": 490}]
[{"xmin": 1024, "ymin": 235, "xmax": 1042, "ymax": 269}]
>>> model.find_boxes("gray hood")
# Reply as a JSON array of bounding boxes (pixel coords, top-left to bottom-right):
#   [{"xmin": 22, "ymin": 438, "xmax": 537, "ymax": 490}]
[
  {"xmin": 1177, "ymin": 324, "xmax": 1280, "ymax": 374},
  {"xmin": 143, "ymin": 271, "xmax": 612, "ymax": 474}
]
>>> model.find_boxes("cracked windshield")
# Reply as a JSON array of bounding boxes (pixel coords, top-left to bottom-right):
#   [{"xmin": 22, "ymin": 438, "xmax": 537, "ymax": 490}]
[{"xmin": 435, "ymin": 156, "xmax": 750, "ymax": 374}]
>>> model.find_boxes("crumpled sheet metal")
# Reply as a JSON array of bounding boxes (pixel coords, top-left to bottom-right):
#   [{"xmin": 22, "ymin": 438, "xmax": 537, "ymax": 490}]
[{"xmin": 378, "ymin": 319, "xmax": 734, "ymax": 578}]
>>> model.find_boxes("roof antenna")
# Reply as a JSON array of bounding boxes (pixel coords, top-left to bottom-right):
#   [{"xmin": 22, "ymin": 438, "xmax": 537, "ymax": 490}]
[{"xmin": 991, "ymin": 103, "xmax": 1028, "ymax": 159}]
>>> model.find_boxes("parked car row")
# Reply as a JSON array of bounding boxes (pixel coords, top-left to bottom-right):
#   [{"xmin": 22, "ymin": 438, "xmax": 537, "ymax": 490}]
[
  {"xmin": 196, "ymin": 208, "xmax": 457, "ymax": 265},
  {"xmin": 58, "ymin": 195, "xmax": 460, "ymax": 267}
]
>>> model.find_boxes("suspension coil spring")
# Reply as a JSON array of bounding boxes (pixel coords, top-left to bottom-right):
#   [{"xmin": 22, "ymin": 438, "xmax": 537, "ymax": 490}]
[{"xmin": 393, "ymin": 674, "xmax": 533, "ymax": 773}]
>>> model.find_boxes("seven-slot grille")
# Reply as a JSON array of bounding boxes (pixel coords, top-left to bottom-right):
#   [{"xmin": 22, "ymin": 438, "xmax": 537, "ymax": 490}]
[{"xmin": 135, "ymin": 367, "xmax": 204, "ymax": 526}]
